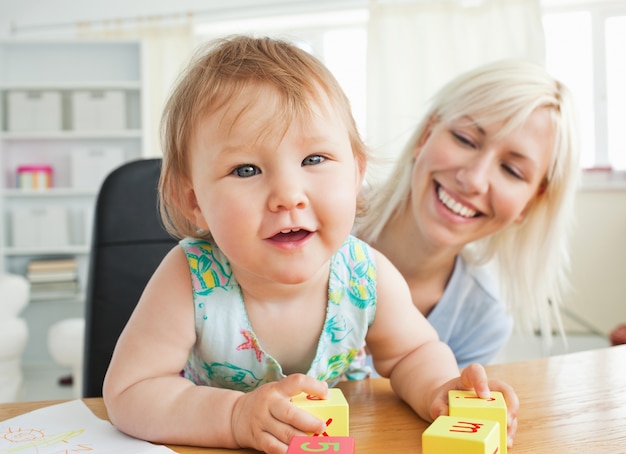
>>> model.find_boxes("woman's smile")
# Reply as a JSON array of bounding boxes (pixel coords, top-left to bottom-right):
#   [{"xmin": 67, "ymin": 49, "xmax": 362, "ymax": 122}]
[{"xmin": 436, "ymin": 184, "xmax": 480, "ymax": 219}]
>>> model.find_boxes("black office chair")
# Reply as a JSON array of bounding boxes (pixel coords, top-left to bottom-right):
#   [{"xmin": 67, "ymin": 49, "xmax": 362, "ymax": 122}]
[{"xmin": 82, "ymin": 158, "xmax": 178, "ymax": 397}]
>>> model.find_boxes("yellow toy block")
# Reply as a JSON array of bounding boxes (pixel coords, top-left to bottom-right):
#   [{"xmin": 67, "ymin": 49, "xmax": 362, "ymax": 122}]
[
  {"xmin": 449, "ymin": 390, "xmax": 507, "ymax": 454},
  {"xmin": 422, "ymin": 415, "xmax": 500, "ymax": 454},
  {"xmin": 291, "ymin": 388, "xmax": 349, "ymax": 436}
]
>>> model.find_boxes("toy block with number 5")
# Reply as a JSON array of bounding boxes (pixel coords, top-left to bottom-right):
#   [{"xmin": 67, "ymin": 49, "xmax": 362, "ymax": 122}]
[
  {"xmin": 422, "ymin": 415, "xmax": 500, "ymax": 454},
  {"xmin": 291, "ymin": 388, "xmax": 349, "ymax": 436},
  {"xmin": 449, "ymin": 390, "xmax": 507, "ymax": 454},
  {"xmin": 287, "ymin": 436, "xmax": 355, "ymax": 453}
]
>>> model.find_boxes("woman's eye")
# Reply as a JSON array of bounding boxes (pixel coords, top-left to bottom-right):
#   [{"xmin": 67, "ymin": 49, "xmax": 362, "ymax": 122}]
[
  {"xmin": 502, "ymin": 164, "xmax": 524, "ymax": 180},
  {"xmin": 233, "ymin": 164, "xmax": 260, "ymax": 178},
  {"xmin": 451, "ymin": 131, "xmax": 476, "ymax": 148},
  {"xmin": 302, "ymin": 155, "xmax": 325, "ymax": 166}
]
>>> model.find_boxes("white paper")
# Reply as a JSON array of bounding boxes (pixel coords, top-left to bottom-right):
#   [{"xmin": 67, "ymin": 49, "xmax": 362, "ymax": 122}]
[{"xmin": 0, "ymin": 399, "xmax": 176, "ymax": 453}]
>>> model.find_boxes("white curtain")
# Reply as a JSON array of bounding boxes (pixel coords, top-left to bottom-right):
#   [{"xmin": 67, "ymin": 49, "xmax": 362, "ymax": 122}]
[
  {"xmin": 78, "ymin": 19, "xmax": 195, "ymax": 156},
  {"xmin": 366, "ymin": 0, "xmax": 545, "ymax": 168}
]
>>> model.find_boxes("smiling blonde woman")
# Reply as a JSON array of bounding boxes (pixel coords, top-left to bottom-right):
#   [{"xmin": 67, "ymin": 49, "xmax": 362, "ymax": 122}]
[{"xmin": 355, "ymin": 59, "xmax": 580, "ymax": 368}]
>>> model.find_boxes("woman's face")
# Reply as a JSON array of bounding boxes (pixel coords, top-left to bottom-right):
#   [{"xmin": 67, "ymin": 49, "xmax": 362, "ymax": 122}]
[{"xmin": 409, "ymin": 107, "xmax": 554, "ymax": 249}]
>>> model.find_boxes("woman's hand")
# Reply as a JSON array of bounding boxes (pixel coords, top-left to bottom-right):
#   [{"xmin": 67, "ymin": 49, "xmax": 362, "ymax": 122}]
[
  {"xmin": 429, "ymin": 363, "xmax": 519, "ymax": 448},
  {"xmin": 230, "ymin": 374, "xmax": 329, "ymax": 454}
]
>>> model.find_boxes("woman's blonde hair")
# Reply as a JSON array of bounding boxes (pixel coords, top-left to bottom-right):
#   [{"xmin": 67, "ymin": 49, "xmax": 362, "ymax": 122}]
[
  {"xmin": 356, "ymin": 59, "xmax": 580, "ymax": 339},
  {"xmin": 159, "ymin": 35, "xmax": 366, "ymax": 240}
]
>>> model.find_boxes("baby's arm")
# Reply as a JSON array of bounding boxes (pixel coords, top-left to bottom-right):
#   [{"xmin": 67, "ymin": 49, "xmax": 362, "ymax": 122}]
[
  {"xmin": 365, "ymin": 250, "xmax": 519, "ymax": 445},
  {"xmin": 103, "ymin": 247, "xmax": 327, "ymax": 453}
]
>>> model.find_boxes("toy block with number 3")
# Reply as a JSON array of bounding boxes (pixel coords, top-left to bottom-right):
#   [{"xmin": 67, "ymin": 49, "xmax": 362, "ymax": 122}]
[
  {"xmin": 291, "ymin": 388, "xmax": 349, "ymax": 436},
  {"xmin": 422, "ymin": 415, "xmax": 500, "ymax": 454},
  {"xmin": 287, "ymin": 436, "xmax": 355, "ymax": 453},
  {"xmin": 449, "ymin": 390, "xmax": 507, "ymax": 454}
]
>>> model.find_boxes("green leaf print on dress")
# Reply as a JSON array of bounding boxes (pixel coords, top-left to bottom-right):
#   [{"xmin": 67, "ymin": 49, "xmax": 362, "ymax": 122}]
[
  {"xmin": 203, "ymin": 361, "xmax": 266, "ymax": 392},
  {"xmin": 185, "ymin": 240, "xmax": 232, "ymax": 296},
  {"xmin": 329, "ymin": 237, "xmax": 376, "ymax": 310}
]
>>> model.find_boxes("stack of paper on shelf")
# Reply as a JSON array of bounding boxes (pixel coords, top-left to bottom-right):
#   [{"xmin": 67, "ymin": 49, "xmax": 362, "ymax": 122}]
[{"xmin": 27, "ymin": 258, "xmax": 79, "ymax": 299}]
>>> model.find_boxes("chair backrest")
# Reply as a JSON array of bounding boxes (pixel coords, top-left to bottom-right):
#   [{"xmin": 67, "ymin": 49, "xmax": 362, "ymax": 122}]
[{"xmin": 82, "ymin": 158, "xmax": 178, "ymax": 397}]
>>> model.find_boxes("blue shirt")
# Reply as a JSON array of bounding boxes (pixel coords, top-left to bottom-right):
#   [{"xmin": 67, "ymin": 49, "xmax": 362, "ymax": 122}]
[
  {"xmin": 364, "ymin": 255, "xmax": 512, "ymax": 375},
  {"xmin": 427, "ymin": 255, "xmax": 512, "ymax": 367}
]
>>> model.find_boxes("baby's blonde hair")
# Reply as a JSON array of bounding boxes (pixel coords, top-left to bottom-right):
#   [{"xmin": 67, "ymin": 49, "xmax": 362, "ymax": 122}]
[
  {"xmin": 159, "ymin": 35, "xmax": 366, "ymax": 240},
  {"xmin": 356, "ymin": 59, "xmax": 581, "ymax": 340}
]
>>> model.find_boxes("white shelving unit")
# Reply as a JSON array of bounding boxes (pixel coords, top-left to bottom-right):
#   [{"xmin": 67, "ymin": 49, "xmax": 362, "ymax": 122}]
[{"xmin": 0, "ymin": 39, "xmax": 147, "ymax": 366}]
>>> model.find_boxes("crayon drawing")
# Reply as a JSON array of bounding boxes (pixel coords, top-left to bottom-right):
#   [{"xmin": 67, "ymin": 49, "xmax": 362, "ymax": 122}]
[{"xmin": 0, "ymin": 400, "xmax": 173, "ymax": 453}]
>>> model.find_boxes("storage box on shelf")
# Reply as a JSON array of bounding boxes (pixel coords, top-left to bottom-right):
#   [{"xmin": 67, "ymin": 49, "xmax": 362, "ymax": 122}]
[
  {"xmin": 7, "ymin": 90, "xmax": 62, "ymax": 132},
  {"xmin": 0, "ymin": 39, "xmax": 146, "ymax": 374},
  {"xmin": 71, "ymin": 90, "xmax": 127, "ymax": 131}
]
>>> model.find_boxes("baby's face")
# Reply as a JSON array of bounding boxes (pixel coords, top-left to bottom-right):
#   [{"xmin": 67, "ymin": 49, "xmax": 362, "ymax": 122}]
[{"xmin": 185, "ymin": 85, "xmax": 363, "ymax": 286}]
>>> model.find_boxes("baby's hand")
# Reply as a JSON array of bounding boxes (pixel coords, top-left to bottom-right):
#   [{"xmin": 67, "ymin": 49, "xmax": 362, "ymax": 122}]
[
  {"xmin": 429, "ymin": 364, "xmax": 519, "ymax": 448},
  {"xmin": 230, "ymin": 374, "xmax": 329, "ymax": 454}
]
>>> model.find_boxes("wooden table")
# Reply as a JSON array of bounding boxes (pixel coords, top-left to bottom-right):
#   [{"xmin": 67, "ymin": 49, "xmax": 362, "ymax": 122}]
[{"xmin": 2, "ymin": 345, "xmax": 625, "ymax": 453}]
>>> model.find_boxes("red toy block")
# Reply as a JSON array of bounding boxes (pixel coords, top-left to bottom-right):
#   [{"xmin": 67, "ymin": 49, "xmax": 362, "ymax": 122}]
[{"xmin": 287, "ymin": 436, "xmax": 355, "ymax": 453}]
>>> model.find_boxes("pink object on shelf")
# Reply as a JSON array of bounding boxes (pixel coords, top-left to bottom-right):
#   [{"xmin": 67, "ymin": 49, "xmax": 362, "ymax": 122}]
[
  {"xmin": 609, "ymin": 323, "xmax": 626, "ymax": 346},
  {"xmin": 17, "ymin": 164, "xmax": 53, "ymax": 189}
]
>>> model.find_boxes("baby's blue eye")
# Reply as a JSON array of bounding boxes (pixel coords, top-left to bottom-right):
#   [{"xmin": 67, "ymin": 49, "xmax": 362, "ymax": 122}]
[
  {"xmin": 303, "ymin": 155, "xmax": 324, "ymax": 166},
  {"xmin": 234, "ymin": 165, "xmax": 260, "ymax": 178}
]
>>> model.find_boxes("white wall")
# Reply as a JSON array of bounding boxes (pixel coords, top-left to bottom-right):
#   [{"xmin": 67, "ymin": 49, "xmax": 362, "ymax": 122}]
[
  {"xmin": 2, "ymin": 0, "xmax": 625, "ymax": 335},
  {"xmin": 566, "ymin": 184, "xmax": 626, "ymax": 335},
  {"xmin": 0, "ymin": 0, "xmax": 365, "ymax": 37}
]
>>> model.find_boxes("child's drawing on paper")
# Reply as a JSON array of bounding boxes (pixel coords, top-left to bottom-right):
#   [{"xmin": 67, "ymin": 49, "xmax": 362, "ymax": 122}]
[
  {"xmin": 0, "ymin": 426, "xmax": 87, "ymax": 453},
  {"xmin": 0, "ymin": 400, "xmax": 174, "ymax": 453}
]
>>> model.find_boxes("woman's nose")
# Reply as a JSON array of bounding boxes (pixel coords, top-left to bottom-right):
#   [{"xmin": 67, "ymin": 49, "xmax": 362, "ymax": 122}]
[{"xmin": 455, "ymin": 154, "xmax": 491, "ymax": 194}]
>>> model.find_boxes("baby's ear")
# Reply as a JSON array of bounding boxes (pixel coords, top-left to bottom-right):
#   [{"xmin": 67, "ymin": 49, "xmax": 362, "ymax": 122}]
[
  {"xmin": 173, "ymin": 179, "xmax": 209, "ymax": 231},
  {"xmin": 187, "ymin": 190, "xmax": 210, "ymax": 231},
  {"xmin": 355, "ymin": 154, "xmax": 366, "ymax": 187}
]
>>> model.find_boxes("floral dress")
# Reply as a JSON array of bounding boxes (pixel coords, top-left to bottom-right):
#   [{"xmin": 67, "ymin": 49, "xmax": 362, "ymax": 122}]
[{"xmin": 181, "ymin": 235, "xmax": 376, "ymax": 392}]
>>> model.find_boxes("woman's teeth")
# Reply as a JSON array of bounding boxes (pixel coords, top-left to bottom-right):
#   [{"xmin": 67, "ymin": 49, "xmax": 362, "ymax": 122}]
[{"xmin": 437, "ymin": 187, "xmax": 477, "ymax": 218}]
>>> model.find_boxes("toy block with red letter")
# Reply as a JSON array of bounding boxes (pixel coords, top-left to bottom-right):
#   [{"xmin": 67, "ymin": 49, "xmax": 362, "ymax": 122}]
[
  {"xmin": 287, "ymin": 436, "xmax": 355, "ymax": 453},
  {"xmin": 448, "ymin": 390, "xmax": 507, "ymax": 454},
  {"xmin": 291, "ymin": 388, "xmax": 349, "ymax": 436},
  {"xmin": 422, "ymin": 415, "xmax": 500, "ymax": 454}
]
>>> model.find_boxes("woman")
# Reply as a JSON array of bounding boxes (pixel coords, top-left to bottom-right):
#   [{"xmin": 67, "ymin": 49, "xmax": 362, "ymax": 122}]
[{"xmin": 355, "ymin": 59, "xmax": 580, "ymax": 367}]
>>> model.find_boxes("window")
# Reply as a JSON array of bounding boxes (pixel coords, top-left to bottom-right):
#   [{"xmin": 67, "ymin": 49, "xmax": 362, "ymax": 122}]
[
  {"xmin": 194, "ymin": 2, "xmax": 625, "ymax": 172},
  {"xmin": 543, "ymin": 2, "xmax": 626, "ymax": 171},
  {"xmin": 605, "ymin": 15, "xmax": 626, "ymax": 170}
]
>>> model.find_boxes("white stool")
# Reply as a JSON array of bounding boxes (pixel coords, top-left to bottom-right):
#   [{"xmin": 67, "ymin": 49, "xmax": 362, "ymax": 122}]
[
  {"xmin": 0, "ymin": 273, "xmax": 30, "ymax": 403},
  {"xmin": 48, "ymin": 318, "xmax": 85, "ymax": 398}
]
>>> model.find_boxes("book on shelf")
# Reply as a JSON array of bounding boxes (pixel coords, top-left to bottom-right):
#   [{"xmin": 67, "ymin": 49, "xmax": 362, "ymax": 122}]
[
  {"xmin": 27, "ymin": 258, "xmax": 77, "ymax": 273},
  {"xmin": 26, "ymin": 258, "xmax": 79, "ymax": 288},
  {"xmin": 29, "ymin": 278, "xmax": 81, "ymax": 301},
  {"xmin": 30, "ymin": 280, "xmax": 80, "ymax": 292},
  {"xmin": 27, "ymin": 270, "xmax": 78, "ymax": 283}
]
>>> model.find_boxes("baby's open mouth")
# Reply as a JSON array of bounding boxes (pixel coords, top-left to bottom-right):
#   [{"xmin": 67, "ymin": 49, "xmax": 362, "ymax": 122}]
[{"xmin": 271, "ymin": 228, "xmax": 312, "ymax": 242}]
